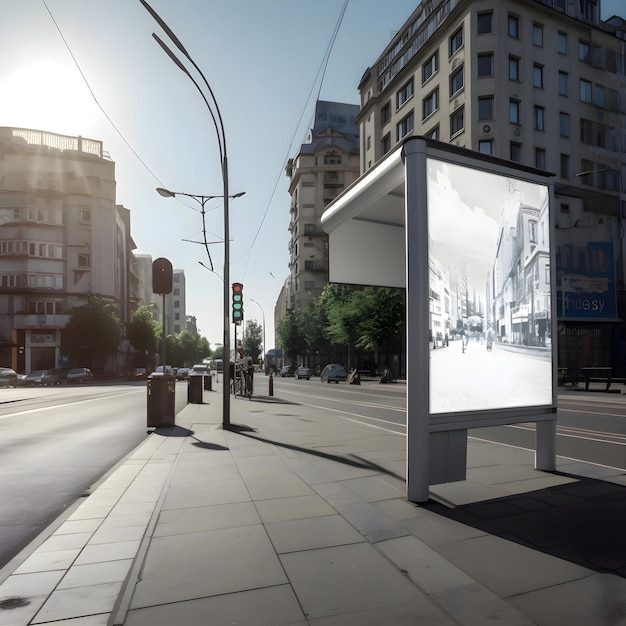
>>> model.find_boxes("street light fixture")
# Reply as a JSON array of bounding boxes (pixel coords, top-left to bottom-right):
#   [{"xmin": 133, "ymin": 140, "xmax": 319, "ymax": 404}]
[
  {"xmin": 142, "ymin": 0, "xmax": 240, "ymax": 428},
  {"xmin": 156, "ymin": 188, "xmax": 245, "ymax": 272}
]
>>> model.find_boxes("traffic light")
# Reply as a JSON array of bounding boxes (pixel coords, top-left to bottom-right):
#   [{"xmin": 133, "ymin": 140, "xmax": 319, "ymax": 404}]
[
  {"xmin": 232, "ymin": 282, "xmax": 244, "ymax": 324},
  {"xmin": 152, "ymin": 257, "xmax": 173, "ymax": 294}
]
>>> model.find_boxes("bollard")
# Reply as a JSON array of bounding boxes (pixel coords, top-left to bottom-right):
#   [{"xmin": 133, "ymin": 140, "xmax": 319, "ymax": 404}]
[{"xmin": 269, "ymin": 371, "xmax": 273, "ymax": 396}]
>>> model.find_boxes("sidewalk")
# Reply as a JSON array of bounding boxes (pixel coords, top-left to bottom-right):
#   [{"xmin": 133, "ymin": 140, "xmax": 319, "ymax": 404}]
[{"xmin": 0, "ymin": 381, "xmax": 625, "ymax": 626}]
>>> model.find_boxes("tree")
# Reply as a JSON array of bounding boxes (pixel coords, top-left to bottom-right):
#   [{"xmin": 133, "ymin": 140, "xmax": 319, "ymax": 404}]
[
  {"xmin": 127, "ymin": 306, "xmax": 161, "ymax": 367},
  {"xmin": 276, "ymin": 310, "xmax": 308, "ymax": 365},
  {"xmin": 63, "ymin": 295, "xmax": 122, "ymax": 369},
  {"xmin": 242, "ymin": 320, "xmax": 263, "ymax": 362}
]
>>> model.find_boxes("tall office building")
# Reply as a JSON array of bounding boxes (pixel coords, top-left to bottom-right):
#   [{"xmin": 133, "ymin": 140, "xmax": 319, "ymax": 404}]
[
  {"xmin": 356, "ymin": 0, "xmax": 626, "ymax": 372},
  {"xmin": 0, "ymin": 127, "xmax": 134, "ymax": 374},
  {"xmin": 277, "ymin": 101, "xmax": 360, "ymax": 328}
]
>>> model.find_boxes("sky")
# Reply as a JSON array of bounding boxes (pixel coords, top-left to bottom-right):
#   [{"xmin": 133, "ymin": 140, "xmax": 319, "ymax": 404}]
[{"xmin": 0, "ymin": 0, "xmax": 623, "ymax": 351}]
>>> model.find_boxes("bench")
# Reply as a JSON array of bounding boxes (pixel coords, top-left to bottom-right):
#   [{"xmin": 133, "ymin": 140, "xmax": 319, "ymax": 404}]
[{"xmin": 579, "ymin": 367, "xmax": 625, "ymax": 392}]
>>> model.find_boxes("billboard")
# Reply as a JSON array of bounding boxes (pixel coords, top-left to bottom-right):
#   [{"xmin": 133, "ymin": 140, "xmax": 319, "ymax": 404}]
[{"xmin": 427, "ymin": 158, "xmax": 553, "ymax": 414}]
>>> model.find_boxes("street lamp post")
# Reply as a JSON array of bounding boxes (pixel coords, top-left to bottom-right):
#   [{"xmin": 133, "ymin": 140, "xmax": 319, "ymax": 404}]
[
  {"xmin": 250, "ymin": 298, "xmax": 265, "ymax": 366},
  {"xmin": 142, "ymin": 0, "xmax": 239, "ymax": 428}
]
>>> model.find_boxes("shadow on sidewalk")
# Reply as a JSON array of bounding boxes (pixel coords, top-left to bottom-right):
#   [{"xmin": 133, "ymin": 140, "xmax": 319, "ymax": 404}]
[
  {"xmin": 425, "ymin": 474, "xmax": 626, "ymax": 578},
  {"xmin": 225, "ymin": 423, "xmax": 404, "ymax": 482}
]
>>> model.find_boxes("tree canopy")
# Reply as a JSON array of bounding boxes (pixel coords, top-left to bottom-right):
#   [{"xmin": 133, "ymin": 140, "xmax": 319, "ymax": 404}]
[{"xmin": 64, "ymin": 295, "xmax": 122, "ymax": 367}]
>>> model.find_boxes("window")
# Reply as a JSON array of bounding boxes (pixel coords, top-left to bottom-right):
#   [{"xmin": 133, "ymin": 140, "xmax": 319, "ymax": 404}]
[
  {"xmin": 594, "ymin": 84, "xmax": 605, "ymax": 108},
  {"xmin": 477, "ymin": 12, "xmax": 492, "ymax": 34},
  {"xmin": 534, "ymin": 106, "xmax": 545, "ymax": 130},
  {"xmin": 558, "ymin": 71, "xmax": 568, "ymax": 96},
  {"xmin": 396, "ymin": 112, "xmax": 414, "ymax": 141},
  {"xmin": 559, "ymin": 112, "xmax": 569, "ymax": 137},
  {"xmin": 533, "ymin": 23, "xmax": 543, "ymax": 47},
  {"xmin": 449, "ymin": 27, "xmax": 463, "ymax": 55},
  {"xmin": 396, "ymin": 78, "xmax": 414, "ymax": 109},
  {"xmin": 508, "ymin": 15, "xmax": 519, "ymax": 38},
  {"xmin": 560, "ymin": 153, "xmax": 570, "ymax": 178},
  {"xmin": 478, "ymin": 96, "xmax": 494, "ymax": 120},
  {"xmin": 509, "ymin": 99, "xmax": 520, "ymax": 124},
  {"xmin": 579, "ymin": 40, "xmax": 590, "ymax": 63},
  {"xmin": 450, "ymin": 66, "xmax": 464, "ymax": 95},
  {"xmin": 479, "ymin": 140, "xmax": 493, "ymax": 154},
  {"xmin": 510, "ymin": 142, "xmax": 522, "ymax": 162},
  {"xmin": 450, "ymin": 106, "xmax": 464, "ymax": 136},
  {"xmin": 78, "ymin": 254, "xmax": 90, "ymax": 267},
  {"xmin": 422, "ymin": 52, "xmax": 438, "ymax": 83},
  {"xmin": 477, "ymin": 53, "xmax": 493, "ymax": 77},
  {"xmin": 423, "ymin": 89, "xmax": 438, "ymax": 119},
  {"xmin": 535, "ymin": 148, "xmax": 546, "ymax": 169},
  {"xmin": 529, "ymin": 220, "xmax": 538, "ymax": 243},
  {"xmin": 425, "ymin": 126, "xmax": 439, "ymax": 140},
  {"xmin": 533, "ymin": 64, "xmax": 544, "ymax": 88},
  {"xmin": 381, "ymin": 133, "xmax": 391, "ymax": 155},
  {"xmin": 509, "ymin": 56, "xmax": 520, "ymax": 81},
  {"xmin": 380, "ymin": 102, "xmax": 391, "ymax": 126},
  {"xmin": 580, "ymin": 118, "xmax": 593, "ymax": 144},
  {"xmin": 79, "ymin": 208, "xmax": 91, "ymax": 222},
  {"xmin": 173, "ymin": 288, "xmax": 180, "ymax": 296},
  {"xmin": 579, "ymin": 79, "xmax": 592, "ymax": 103},
  {"xmin": 558, "ymin": 32, "xmax": 567, "ymax": 54}
]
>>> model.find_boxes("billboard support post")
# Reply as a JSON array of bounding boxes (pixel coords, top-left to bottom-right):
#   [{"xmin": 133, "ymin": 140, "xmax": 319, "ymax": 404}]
[{"xmin": 403, "ymin": 139, "xmax": 430, "ymax": 503}]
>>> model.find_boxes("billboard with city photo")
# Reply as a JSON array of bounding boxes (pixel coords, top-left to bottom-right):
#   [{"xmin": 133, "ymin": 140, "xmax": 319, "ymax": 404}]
[{"xmin": 427, "ymin": 157, "xmax": 553, "ymax": 414}]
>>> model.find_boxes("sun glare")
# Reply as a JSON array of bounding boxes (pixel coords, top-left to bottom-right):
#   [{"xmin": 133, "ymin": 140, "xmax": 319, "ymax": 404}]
[{"xmin": 0, "ymin": 61, "xmax": 98, "ymax": 136}]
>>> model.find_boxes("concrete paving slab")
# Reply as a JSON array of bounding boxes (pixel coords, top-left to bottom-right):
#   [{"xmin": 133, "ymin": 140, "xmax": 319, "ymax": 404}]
[
  {"xmin": 73, "ymin": 540, "xmax": 141, "ymax": 566},
  {"xmin": 280, "ymin": 542, "xmax": 439, "ymax": 621},
  {"xmin": 254, "ymin": 493, "xmax": 337, "ymax": 523},
  {"xmin": 32, "ymin": 580, "xmax": 123, "ymax": 623},
  {"xmin": 430, "ymin": 582, "xmax": 534, "ymax": 626},
  {"xmin": 265, "ymin": 514, "xmax": 365, "ymax": 553},
  {"xmin": 13, "ymin": 548, "xmax": 81, "ymax": 575},
  {"xmin": 333, "ymin": 501, "xmax": 409, "ymax": 542},
  {"xmin": 129, "ymin": 525, "xmax": 288, "ymax": 609},
  {"xmin": 435, "ymin": 534, "xmax": 594, "ymax": 597},
  {"xmin": 56, "ymin": 559, "xmax": 133, "ymax": 590},
  {"xmin": 508, "ymin": 573, "xmax": 626, "ymax": 626},
  {"xmin": 124, "ymin": 585, "xmax": 305, "ymax": 626},
  {"xmin": 161, "ymin": 477, "xmax": 251, "ymax": 509},
  {"xmin": 154, "ymin": 501, "xmax": 261, "ymax": 536},
  {"xmin": 243, "ymin": 472, "xmax": 316, "ymax": 500}
]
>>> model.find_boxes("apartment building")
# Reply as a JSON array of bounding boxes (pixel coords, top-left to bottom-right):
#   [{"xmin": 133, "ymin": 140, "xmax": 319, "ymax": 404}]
[
  {"xmin": 277, "ymin": 101, "xmax": 360, "ymax": 327},
  {"xmin": 0, "ymin": 127, "xmax": 135, "ymax": 374},
  {"xmin": 356, "ymin": 0, "xmax": 626, "ymax": 374}
]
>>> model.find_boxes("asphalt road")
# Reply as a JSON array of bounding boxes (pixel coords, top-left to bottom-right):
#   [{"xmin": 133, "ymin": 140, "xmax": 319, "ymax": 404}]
[
  {"xmin": 0, "ymin": 381, "xmax": 188, "ymax": 570},
  {"xmin": 272, "ymin": 376, "xmax": 626, "ymax": 471}
]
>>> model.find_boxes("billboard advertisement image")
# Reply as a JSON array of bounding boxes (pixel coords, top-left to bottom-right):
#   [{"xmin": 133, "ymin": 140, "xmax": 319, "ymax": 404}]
[{"xmin": 427, "ymin": 158, "xmax": 553, "ymax": 414}]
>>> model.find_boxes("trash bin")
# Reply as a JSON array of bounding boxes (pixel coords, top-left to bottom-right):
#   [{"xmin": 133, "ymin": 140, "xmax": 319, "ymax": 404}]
[
  {"xmin": 203, "ymin": 373, "xmax": 212, "ymax": 391},
  {"xmin": 188, "ymin": 373, "xmax": 203, "ymax": 404},
  {"xmin": 147, "ymin": 373, "xmax": 176, "ymax": 427}
]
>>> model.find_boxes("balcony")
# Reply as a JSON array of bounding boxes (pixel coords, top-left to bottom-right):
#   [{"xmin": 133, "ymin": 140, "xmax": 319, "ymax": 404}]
[
  {"xmin": 13, "ymin": 314, "xmax": 71, "ymax": 329},
  {"xmin": 303, "ymin": 261, "xmax": 329, "ymax": 272}
]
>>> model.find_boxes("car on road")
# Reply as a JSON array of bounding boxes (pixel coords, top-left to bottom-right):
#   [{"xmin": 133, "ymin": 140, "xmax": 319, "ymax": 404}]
[
  {"xmin": 295, "ymin": 366, "xmax": 312, "ymax": 380},
  {"xmin": 175, "ymin": 367, "xmax": 190, "ymax": 380},
  {"xmin": 66, "ymin": 368, "xmax": 93, "ymax": 384},
  {"xmin": 131, "ymin": 367, "xmax": 148, "ymax": 380},
  {"xmin": 0, "ymin": 367, "xmax": 19, "ymax": 387},
  {"xmin": 320, "ymin": 364, "xmax": 348, "ymax": 384},
  {"xmin": 21, "ymin": 370, "xmax": 60, "ymax": 386},
  {"xmin": 279, "ymin": 365, "xmax": 295, "ymax": 377}
]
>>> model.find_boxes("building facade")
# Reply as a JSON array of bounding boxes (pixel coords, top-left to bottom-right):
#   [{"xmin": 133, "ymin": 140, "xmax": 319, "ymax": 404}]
[
  {"xmin": 356, "ymin": 0, "xmax": 626, "ymax": 375},
  {"xmin": 0, "ymin": 127, "xmax": 137, "ymax": 374},
  {"xmin": 276, "ymin": 101, "xmax": 360, "ymax": 332}
]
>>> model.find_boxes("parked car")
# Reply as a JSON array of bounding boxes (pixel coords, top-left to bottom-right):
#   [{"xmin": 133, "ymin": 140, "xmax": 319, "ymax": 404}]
[
  {"xmin": 155, "ymin": 365, "xmax": 174, "ymax": 375},
  {"xmin": 131, "ymin": 367, "xmax": 148, "ymax": 380},
  {"xmin": 279, "ymin": 365, "xmax": 295, "ymax": 377},
  {"xmin": 295, "ymin": 366, "xmax": 312, "ymax": 380},
  {"xmin": 21, "ymin": 370, "xmax": 59, "ymax": 386},
  {"xmin": 320, "ymin": 364, "xmax": 348, "ymax": 383},
  {"xmin": 175, "ymin": 367, "xmax": 191, "ymax": 380},
  {"xmin": 66, "ymin": 367, "xmax": 93, "ymax": 384},
  {"xmin": 0, "ymin": 367, "xmax": 19, "ymax": 387}
]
